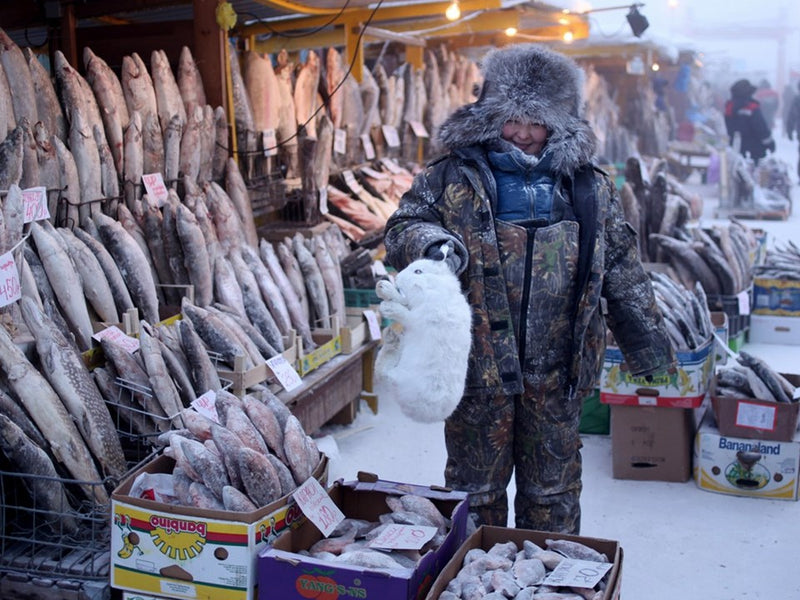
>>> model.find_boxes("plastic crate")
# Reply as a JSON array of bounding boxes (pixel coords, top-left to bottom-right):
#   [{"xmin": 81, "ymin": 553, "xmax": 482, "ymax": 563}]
[{"xmin": 344, "ymin": 287, "xmax": 381, "ymax": 308}]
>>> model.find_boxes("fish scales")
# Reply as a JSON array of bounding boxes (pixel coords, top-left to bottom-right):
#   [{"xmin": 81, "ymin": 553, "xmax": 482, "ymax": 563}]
[
  {"xmin": 83, "ymin": 47, "xmax": 127, "ymax": 174},
  {"xmin": 242, "ymin": 394, "xmax": 285, "ymax": 460},
  {"xmin": 179, "ymin": 104, "xmax": 203, "ymax": 181},
  {"xmin": 73, "ymin": 226, "xmax": 135, "ymax": 315},
  {"xmin": 230, "ymin": 250, "xmax": 284, "ymax": 352},
  {"xmin": 181, "ymin": 437, "xmax": 229, "ymax": 499},
  {"xmin": 177, "ymin": 46, "xmax": 207, "ymax": 114},
  {"xmin": 213, "ymin": 302, "xmax": 278, "ymax": 360},
  {"xmin": 123, "ymin": 111, "xmax": 144, "ymax": 209},
  {"xmin": 0, "ymin": 324, "xmax": 107, "ymax": 503},
  {"xmin": 0, "ymin": 28, "xmax": 38, "ymax": 125},
  {"xmin": 188, "ymin": 481, "xmax": 226, "ymax": 510},
  {"xmin": 178, "ymin": 316, "xmax": 222, "ymax": 393},
  {"xmin": 94, "ymin": 212, "xmax": 160, "ymax": 323},
  {"xmin": 206, "ymin": 181, "xmax": 248, "ymax": 253},
  {"xmin": 210, "ymin": 422, "xmax": 245, "ymax": 491},
  {"xmin": 19, "ymin": 115, "xmax": 41, "ymax": 190},
  {"xmin": 213, "ymin": 253, "xmax": 248, "ymax": 319},
  {"xmin": 182, "ymin": 300, "xmax": 253, "ymax": 369},
  {"xmin": 142, "ymin": 111, "xmax": 165, "ymax": 176},
  {"xmin": 212, "ymin": 106, "xmax": 229, "ymax": 181},
  {"xmin": 237, "ymin": 446, "xmax": 282, "ymax": 507},
  {"xmin": 158, "ymin": 337, "xmax": 197, "ymax": 406},
  {"xmin": 139, "ymin": 321, "xmax": 185, "ymax": 424},
  {"xmin": 224, "ymin": 157, "xmax": 259, "ymax": 248},
  {"xmin": 151, "ymin": 49, "xmax": 186, "ymax": 135},
  {"xmin": 176, "ymin": 202, "xmax": 214, "ymax": 307},
  {"xmin": 283, "ymin": 415, "xmax": 315, "ymax": 483},
  {"xmin": 0, "ymin": 413, "xmax": 79, "ymax": 534},
  {"xmin": 224, "ymin": 403, "xmax": 269, "ymax": 454},
  {"xmin": 0, "ymin": 124, "xmax": 23, "ymax": 189},
  {"xmin": 241, "ymin": 244, "xmax": 292, "ymax": 337},
  {"xmin": 292, "ymin": 233, "xmax": 330, "ymax": 329},
  {"xmin": 207, "ymin": 305, "xmax": 266, "ymax": 366},
  {"xmin": 223, "ymin": 485, "xmax": 258, "ymax": 512},
  {"xmin": 33, "ymin": 123, "xmax": 60, "ymax": 216},
  {"xmin": 198, "ymin": 104, "xmax": 216, "ymax": 183}
]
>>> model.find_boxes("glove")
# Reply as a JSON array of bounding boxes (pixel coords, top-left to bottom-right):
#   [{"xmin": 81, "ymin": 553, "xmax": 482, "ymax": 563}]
[{"xmin": 425, "ymin": 240, "xmax": 462, "ymax": 273}]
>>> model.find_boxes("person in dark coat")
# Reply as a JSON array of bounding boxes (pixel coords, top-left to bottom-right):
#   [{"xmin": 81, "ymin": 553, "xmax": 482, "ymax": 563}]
[
  {"xmin": 383, "ymin": 44, "xmax": 675, "ymax": 534},
  {"xmin": 784, "ymin": 81, "xmax": 800, "ymax": 179},
  {"xmin": 725, "ymin": 78, "xmax": 775, "ymax": 165}
]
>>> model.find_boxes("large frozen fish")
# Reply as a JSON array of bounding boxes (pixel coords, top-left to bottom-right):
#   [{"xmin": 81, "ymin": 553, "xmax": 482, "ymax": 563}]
[
  {"xmin": 179, "ymin": 104, "xmax": 203, "ymax": 181},
  {"xmin": 243, "ymin": 50, "xmax": 280, "ymax": 135},
  {"xmin": 83, "ymin": 46, "xmax": 128, "ymax": 174},
  {"xmin": 241, "ymin": 394, "xmax": 285, "ymax": 461},
  {"xmin": 224, "ymin": 157, "xmax": 259, "ymax": 247},
  {"xmin": 182, "ymin": 299, "xmax": 253, "ymax": 369},
  {"xmin": 163, "ymin": 113, "xmax": 182, "ymax": 185},
  {"xmin": 313, "ymin": 230, "xmax": 346, "ymax": 322},
  {"xmin": 0, "ymin": 123, "xmax": 23, "ymax": 190},
  {"xmin": 142, "ymin": 111, "xmax": 165, "ymax": 176},
  {"xmin": 139, "ymin": 321, "xmax": 185, "ymax": 424},
  {"xmin": 177, "ymin": 45, "xmax": 207, "ymax": 114},
  {"xmin": 275, "ymin": 239, "xmax": 311, "ymax": 328},
  {"xmin": 121, "ymin": 52, "xmax": 158, "ymax": 130},
  {"xmin": 229, "ymin": 250, "xmax": 284, "ymax": 352},
  {"xmin": 0, "ymin": 60, "xmax": 14, "ymax": 135},
  {"xmin": 73, "ymin": 226, "xmax": 135, "ymax": 316},
  {"xmin": 123, "ymin": 111, "xmax": 144, "ymax": 209},
  {"xmin": 176, "ymin": 202, "xmax": 213, "ymax": 307},
  {"xmin": 0, "ymin": 28, "xmax": 37, "ymax": 126},
  {"xmin": 68, "ymin": 110, "xmax": 103, "ymax": 223},
  {"xmin": 294, "ymin": 50, "xmax": 321, "ymax": 140},
  {"xmin": 151, "ymin": 49, "xmax": 187, "ymax": 135},
  {"xmin": 241, "ymin": 243, "xmax": 293, "ymax": 338},
  {"xmin": 283, "ymin": 414, "xmax": 318, "ymax": 484},
  {"xmin": 237, "ymin": 446, "xmax": 282, "ymax": 507},
  {"xmin": 0, "ymin": 323, "xmax": 106, "ymax": 503},
  {"xmin": 274, "ymin": 49, "xmax": 298, "ymax": 178},
  {"xmin": 292, "ymin": 233, "xmax": 330, "ymax": 329},
  {"xmin": 205, "ymin": 181, "xmax": 247, "ymax": 253},
  {"xmin": 52, "ymin": 135, "xmax": 80, "ymax": 226},
  {"xmin": 212, "ymin": 106, "xmax": 229, "ymax": 181},
  {"xmin": 178, "ymin": 316, "xmax": 222, "ymax": 393},
  {"xmin": 181, "ymin": 436, "xmax": 230, "ymax": 499},
  {"xmin": 25, "ymin": 47, "xmax": 66, "ymax": 142}
]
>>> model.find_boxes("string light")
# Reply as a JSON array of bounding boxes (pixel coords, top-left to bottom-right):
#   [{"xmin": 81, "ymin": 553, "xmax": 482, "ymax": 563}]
[
  {"xmin": 445, "ymin": 0, "xmax": 461, "ymax": 21},
  {"xmin": 505, "ymin": 26, "xmax": 518, "ymax": 37}
]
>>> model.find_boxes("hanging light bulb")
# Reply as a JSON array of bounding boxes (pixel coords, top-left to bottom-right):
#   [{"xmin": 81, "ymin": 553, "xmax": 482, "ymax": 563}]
[
  {"xmin": 563, "ymin": 30, "xmax": 574, "ymax": 43},
  {"xmin": 505, "ymin": 27, "xmax": 518, "ymax": 37},
  {"xmin": 445, "ymin": 0, "xmax": 461, "ymax": 21}
]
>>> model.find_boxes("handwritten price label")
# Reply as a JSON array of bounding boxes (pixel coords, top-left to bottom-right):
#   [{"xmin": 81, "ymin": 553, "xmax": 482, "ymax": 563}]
[
  {"xmin": 360, "ymin": 134, "xmax": 376, "ymax": 160},
  {"xmin": 142, "ymin": 173, "xmax": 169, "ymax": 206},
  {"xmin": 736, "ymin": 401, "xmax": 777, "ymax": 430},
  {"xmin": 381, "ymin": 125, "xmax": 401, "ymax": 148},
  {"xmin": 293, "ymin": 478, "xmax": 345, "ymax": 537},
  {"xmin": 262, "ymin": 129, "xmax": 278, "ymax": 157},
  {"xmin": 319, "ymin": 186, "xmax": 328, "ymax": 215},
  {"xmin": 368, "ymin": 524, "xmax": 436, "ymax": 550},
  {"xmin": 543, "ymin": 558, "xmax": 613, "ymax": 589},
  {"xmin": 737, "ymin": 289, "xmax": 751, "ymax": 316},
  {"xmin": 191, "ymin": 391, "xmax": 221, "ymax": 423},
  {"xmin": 266, "ymin": 354, "xmax": 302, "ymax": 391},
  {"xmin": 92, "ymin": 325, "xmax": 140, "ymax": 354},
  {"xmin": 22, "ymin": 187, "xmax": 50, "ymax": 223},
  {"xmin": 408, "ymin": 120, "xmax": 429, "ymax": 138},
  {"xmin": 333, "ymin": 128, "xmax": 347, "ymax": 155},
  {"xmin": 0, "ymin": 252, "xmax": 21, "ymax": 308},
  {"xmin": 363, "ymin": 309, "xmax": 381, "ymax": 340}
]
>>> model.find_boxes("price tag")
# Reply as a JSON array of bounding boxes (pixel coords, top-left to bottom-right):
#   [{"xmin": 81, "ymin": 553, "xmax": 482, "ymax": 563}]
[
  {"xmin": 333, "ymin": 128, "xmax": 347, "ymax": 155},
  {"xmin": 542, "ymin": 558, "xmax": 613, "ymax": 590},
  {"xmin": 262, "ymin": 129, "xmax": 278, "ymax": 157},
  {"xmin": 360, "ymin": 133, "xmax": 376, "ymax": 160},
  {"xmin": 380, "ymin": 157, "xmax": 403, "ymax": 174},
  {"xmin": 293, "ymin": 478, "xmax": 345, "ymax": 537},
  {"xmin": 408, "ymin": 120, "xmax": 429, "ymax": 138},
  {"xmin": 342, "ymin": 169, "xmax": 362, "ymax": 192},
  {"xmin": 360, "ymin": 166, "xmax": 387, "ymax": 180},
  {"xmin": 737, "ymin": 289, "xmax": 750, "ymax": 315},
  {"xmin": 735, "ymin": 400, "xmax": 777, "ymax": 430},
  {"xmin": 367, "ymin": 524, "xmax": 437, "ymax": 550},
  {"xmin": 363, "ymin": 309, "xmax": 382, "ymax": 340},
  {"xmin": 142, "ymin": 173, "xmax": 169, "ymax": 206},
  {"xmin": 22, "ymin": 186, "xmax": 50, "ymax": 222},
  {"xmin": 191, "ymin": 391, "xmax": 221, "ymax": 423},
  {"xmin": 267, "ymin": 354, "xmax": 302, "ymax": 391},
  {"xmin": 381, "ymin": 124, "xmax": 401, "ymax": 148},
  {"xmin": 637, "ymin": 395, "xmax": 658, "ymax": 406},
  {"xmin": 319, "ymin": 186, "xmax": 328, "ymax": 215},
  {"xmin": 92, "ymin": 325, "xmax": 140, "ymax": 354},
  {"xmin": 0, "ymin": 251, "xmax": 21, "ymax": 308}
]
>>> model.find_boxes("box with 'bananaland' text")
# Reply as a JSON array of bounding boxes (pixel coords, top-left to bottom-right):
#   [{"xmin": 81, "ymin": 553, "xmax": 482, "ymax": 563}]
[{"xmin": 694, "ymin": 411, "xmax": 800, "ymax": 501}]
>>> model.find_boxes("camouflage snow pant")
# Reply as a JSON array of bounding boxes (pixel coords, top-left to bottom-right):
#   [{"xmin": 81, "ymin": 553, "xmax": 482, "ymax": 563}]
[{"xmin": 444, "ymin": 217, "xmax": 584, "ymax": 534}]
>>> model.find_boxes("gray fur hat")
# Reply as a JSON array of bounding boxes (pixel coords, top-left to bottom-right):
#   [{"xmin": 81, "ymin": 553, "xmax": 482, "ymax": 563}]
[{"xmin": 438, "ymin": 43, "xmax": 596, "ymax": 175}]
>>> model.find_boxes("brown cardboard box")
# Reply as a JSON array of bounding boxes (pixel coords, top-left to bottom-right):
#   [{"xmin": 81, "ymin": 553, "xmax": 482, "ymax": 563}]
[{"xmin": 611, "ymin": 404, "xmax": 706, "ymax": 482}]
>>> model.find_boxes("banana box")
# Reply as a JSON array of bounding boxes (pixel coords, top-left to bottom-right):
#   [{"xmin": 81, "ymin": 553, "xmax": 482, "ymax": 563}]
[
  {"xmin": 694, "ymin": 410, "xmax": 800, "ymax": 501},
  {"xmin": 600, "ymin": 334, "xmax": 715, "ymax": 408},
  {"xmin": 111, "ymin": 452, "xmax": 328, "ymax": 600}
]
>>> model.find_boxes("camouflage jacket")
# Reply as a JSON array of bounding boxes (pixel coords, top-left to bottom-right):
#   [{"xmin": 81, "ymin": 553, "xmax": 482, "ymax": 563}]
[{"xmin": 384, "ymin": 145, "xmax": 675, "ymax": 398}]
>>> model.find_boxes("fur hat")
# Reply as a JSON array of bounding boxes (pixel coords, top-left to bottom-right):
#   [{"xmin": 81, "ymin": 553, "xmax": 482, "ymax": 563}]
[{"xmin": 437, "ymin": 43, "xmax": 596, "ymax": 175}]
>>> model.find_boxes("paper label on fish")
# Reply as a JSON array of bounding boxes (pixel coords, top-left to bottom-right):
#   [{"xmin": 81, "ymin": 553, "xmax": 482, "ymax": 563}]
[
  {"xmin": 360, "ymin": 134, "xmax": 376, "ymax": 160},
  {"xmin": 367, "ymin": 524, "xmax": 437, "ymax": 550},
  {"xmin": 408, "ymin": 120, "xmax": 429, "ymax": 138},
  {"xmin": 363, "ymin": 309, "xmax": 382, "ymax": 340},
  {"xmin": 93, "ymin": 324, "xmax": 140, "ymax": 353},
  {"xmin": 21, "ymin": 187, "xmax": 50, "ymax": 222},
  {"xmin": 293, "ymin": 477, "xmax": 345, "ymax": 537},
  {"xmin": 334, "ymin": 128, "xmax": 347, "ymax": 155},
  {"xmin": 380, "ymin": 157, "xmax": 404, "ymax": 174},
  {"xmin": 0, "ymin": 252, "xmax": 21, "ymax": 307},
  {"xmin": 191, "ymin": 392, "xmax": 221, "ymax": 423},
  {"xmin": 267, "ymin": 354, "xmax": 302, "ymax": 391},
  {"xmin": 381, "ymin": 124, "xmax": 401, "ymax": 148},
  {"xmin": 542, "ymin": 558, "xmax": 613, "ymax": 589},
  {"xmin": 319, "ymin": 186, "xmax": 328, "ymax": 215},
  {"xmin": 142, "ymin": 173, "xmax": 169, "ymax": 206},
  {"xmin": 360, "ymin": 166, "xmax": 387, "ymax": 180},
  {"xmin": 262, "ymin": 129, "xmax": 278, "ymax": 157},
  {"xmin": 342, "ymin": 170, "xmax": 362, "ymax": 193},
  {"xmin": 737, "ymin": 289, "xmax": 751, "ymax": 315},
  {"xmin": 735, "ymin": 401, "xmax": 777, "ymax": 431}
]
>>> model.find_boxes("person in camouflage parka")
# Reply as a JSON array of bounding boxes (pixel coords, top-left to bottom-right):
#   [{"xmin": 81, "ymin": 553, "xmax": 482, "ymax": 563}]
[{"xmin": 383, "ymin": 44, "xmax": 675, "ymax": 534}]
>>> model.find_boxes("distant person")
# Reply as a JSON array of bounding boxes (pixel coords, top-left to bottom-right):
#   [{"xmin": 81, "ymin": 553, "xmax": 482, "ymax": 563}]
[
  {"xmin": 754, "ymin": 79, "xmax": 779, "ymax": 130},
  {"xmin": 724, "ymin": 78, "xmax": 775, "ymax": 165},
  {"xmin": 784, "ymin": 81, "xmax": 800, "ymax": 178}
]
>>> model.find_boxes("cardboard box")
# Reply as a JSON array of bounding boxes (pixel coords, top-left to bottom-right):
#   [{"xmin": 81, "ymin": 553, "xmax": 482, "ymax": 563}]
[
  {"xmin": 709, "ymin": 374, "xmax": 800, "ymax": 442},
  {"xmin": 600, "ymin": 335, "xmax": 715, "ymax": 408},
  {"xmin": 753, "ymin": 277, "xmax": 800, "ymax": 317},
  {"xmin": 296, "ymin": 332, "xmax": 342, "ymax": 376},
  {"xmin": 694, "ymin": 411, "xmax": 800, "ymax": 501},
  {"xmin": 610, "ymin": 404, "xmax": 705, "ymax": 482},
  {"xmin": 425, "ymin": 525, "xmax": 623, "ymax": 600},
  {"xmin": 257, "ymin": 476, "xmax": 469, "ymax": 600},
  {"xmin": 111, "ymin": 452, "xmax": 328, "ymax": 600},
  {"xmin": 748, "ymin": 314, "xmax": 800, "ymax": 345}
]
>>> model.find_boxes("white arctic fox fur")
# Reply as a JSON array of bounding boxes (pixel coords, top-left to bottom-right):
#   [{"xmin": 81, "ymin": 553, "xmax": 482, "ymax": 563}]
[{"xmin": 374, "ymin": 258, "xmax": 472, "ymax": 423}]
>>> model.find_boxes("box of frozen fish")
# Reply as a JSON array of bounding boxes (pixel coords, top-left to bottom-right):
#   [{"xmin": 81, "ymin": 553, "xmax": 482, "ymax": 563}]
[
  {"xmin": 694, "ymin": 410, "xmax": 800, "ymax": 501},
  {"xmin": 600, "ymin": 335, "xmax": 715, "ymax": 408},
  {"xmin": 257, "ymin": 474, "xmax": 469, "ymax": 600},
  {"xmin": 709, "ymin": 373, "xmax": 800, "ymax": 442},
  {"xmin": 111, "ymin": 452, "xmax": 329, "ymax": 600},
  {"xmin": 425, "ymin": 525, "xmax": 622, "ymax": 600}
]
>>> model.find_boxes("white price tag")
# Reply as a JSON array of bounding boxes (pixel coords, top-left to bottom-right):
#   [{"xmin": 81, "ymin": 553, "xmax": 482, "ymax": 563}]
[
  {"xmin": 408, "ymin": 120, "xmax": 429, "ymax": 138},
  {"xmin": 637, "ymin": 395, "xmax": 658, "ymax": 406},
  {"xmin": 542, "ymin": 558, "xmax": 613, "ymax": 590},
  {"xmin": 735, "ymin": 400, "xmax": 777, "ymax": 431},
  {"xmin": 267, "ymin": 354, "xmax": 302, "ymax": 391},
  {"xmin": 737, "ymin": 289, "xmax": 751, "ymax": 315},
  {"xmin": 363, "ymin": 309, "xmax": 382, "ymax": 340},
  {"xmin": 360, "ymin": 133, "xmax": 376, "ymax": 160},
  {"xmin": 319, "ymin": 186, "xmax": 328, "ymax": 215},
  {"xmin": 380, "ymin": 157, "xmax": 403, "ymax": 174},
  {"xmin": 342, "ymin": 169, "xmax": 362, "ymax": 192},
  {"xmin": 293, "ymin": 478, "xmax": 345, "ymax": 537},
  {"xmin": 334, "ymin": 128, "xmax": 347, "ymax": 155},
  {"xmin": 22, "ymin": 186, "xmax": 50, "ymax": 222},
  {"xmin": 92, "ymin": 325, "xmax": 140, "ymax": 354},
  {"xmin": 0, "ymin": 251, "xmax": 21, "ymax": 308},
  {"xmin": 381, "ymin": 124, "xmax": 401, "ymax": 148},
  {"xmin": 262, "ymin": 129, "xmax": 278, "ymax": 157},
  {"xmin": 367, "ymin": 524, "xmax": 436, "ymax": 550},
  {"xmin": 142, "ymin": 173, "xmax": 169, "ymax": 206},
  {"xmin": 191, "ymin": 392, "xmax": 221, "ymax": 423},
  {"xmin": 360, "ymin": 166, "xmax": 387, "ymax": 180}
]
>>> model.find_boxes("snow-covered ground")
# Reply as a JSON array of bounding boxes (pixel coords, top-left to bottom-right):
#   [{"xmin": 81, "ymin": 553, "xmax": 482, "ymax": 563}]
[{"xmin": 317, "ymin": 131, "xmax": 800, "ymax": 600}]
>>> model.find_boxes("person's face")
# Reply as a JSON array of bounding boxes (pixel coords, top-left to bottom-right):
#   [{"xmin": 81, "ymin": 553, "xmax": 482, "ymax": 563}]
[{"xmin": 501, "ymin": 120, "xmax": 548, "ymax": 155}]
